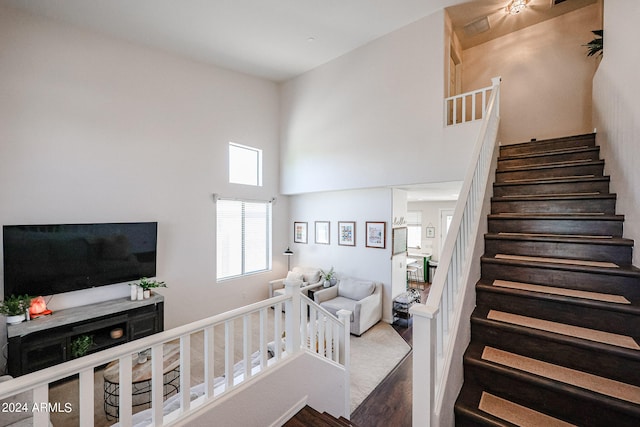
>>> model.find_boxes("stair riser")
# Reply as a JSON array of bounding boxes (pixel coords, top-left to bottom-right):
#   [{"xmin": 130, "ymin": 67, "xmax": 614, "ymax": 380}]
[
  {"xmin": 495, "ymin": 163, "xmax": 604, "ymax": 183},
  {"xmin": 454, "ymin": 406, "xmax": 512, "ymax": 427},
  {"xmin": 481, "ymin": 261, "xmax": 640, "ymax": 302},
  {"xmin": 471, "ymin": 319, "xmax": 640, "ymax": 386},
  {"xmin": 475, "ymin": 290, "xmax": 640, "ymax": 340},
  {"xmin": 484, "ymin": 238, "xmax": 632, "ymax": 264},
  {"xmin": 493, "ymin": 179, "xmax": 610, "ymax": 197},
  {"xmin": 488, "ymin": 217, "xmax": 624, "ymax": 237},
  {"xmin": 498, "ymin": 148, "xmax": 600, "ymax": 169},
  {"xmin": 463, "ymin": 360, "xmax": 640, "ymax": 426},
  {"xmin": 491, "ymin": 198, "xmax": 616, "ymax": 214},
  {"xmin": 499, "ymin": 135, "xmax": 596, "ymax": 157}
]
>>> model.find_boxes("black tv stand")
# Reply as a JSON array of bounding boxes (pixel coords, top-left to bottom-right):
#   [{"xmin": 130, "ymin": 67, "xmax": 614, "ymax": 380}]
[{"xmin": 7, "ymin": 294, "xmax": 164, "ymax": 377}]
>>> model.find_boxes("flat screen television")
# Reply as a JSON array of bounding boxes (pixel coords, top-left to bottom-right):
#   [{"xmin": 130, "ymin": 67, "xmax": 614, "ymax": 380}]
[{"xmin": 3, "ymin": 222, "xmax": 157, "ymax": 298}]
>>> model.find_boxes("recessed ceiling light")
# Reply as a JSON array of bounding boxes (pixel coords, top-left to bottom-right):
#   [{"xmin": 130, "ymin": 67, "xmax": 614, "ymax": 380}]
[{"xmin": 307, "ymin": 37, "xmax": 316, "ymax": 42}]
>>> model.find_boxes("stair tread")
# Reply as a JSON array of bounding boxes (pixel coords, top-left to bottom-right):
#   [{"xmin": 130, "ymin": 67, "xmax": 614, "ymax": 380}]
[
  {"xmin": 500, "ymin": 174, "xmax": 596, "ymax": 184},
  {"xmin": 494, "ymin": 253, "xmax": 619, "ymax": 268},
  {"xmin": 503, "ymin": 133, "xmax": 595, "ymax": 149},
  {"xmin": 500, "ymin": 158, "xmax": 596, "ymax": 170},
  {"xmin": 494, "ymin": 176, "xmax": 609, "ymax": 187},
  {"xmin": 481, "ymin": 346, "xmax": 640, "ymax": 404},
  {"xmin": 496, "ymin": 159, "xmax": 603, "ymax": 173},
  {"xmin": 500, "ymin": 191, "xmax": 602, "ymax": 198},
  {"xmin": 499, "ymin": 145, "xmax": 599, "ymax": 161},
  {"xmin": 487, "ymin": 310, "xmax": 640, "ymax": 350},
  {"xmin": 479, "ymin": 391, "xmax": 577, "ymax": 427},
  {"xmin": 487, "ymin": 232, "xmax": 633, "ymax": 245},
  {"xmin": 489, "ymin": 213, "xmax": 623, "ymax": 220},
  {"xmin": 489, "ymin": 279, "xmax": 631, "ymax": 304},
  {"xmin": 492, "ymin": 193, "xmax": 616, "ymax": 201}
]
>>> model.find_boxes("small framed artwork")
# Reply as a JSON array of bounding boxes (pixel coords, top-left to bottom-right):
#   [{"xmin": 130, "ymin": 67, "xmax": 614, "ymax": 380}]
[
  {"xmin": 426, "ymin": 226, "xmax": 436, "ymax": 238},
  {"xmin": 315, "ymin": 221, "xmax": 330, "ymax": 245},
  {"xmin": 338, "ymin": 221, "xmax": 356, "ymax": 246},
  {"xmin": 365, "ymin": 221, "xmax": 386, "ymax": 249},
  {"xmin": 294, "ymin": 222, "xmax": 308, "ymax": 244}
]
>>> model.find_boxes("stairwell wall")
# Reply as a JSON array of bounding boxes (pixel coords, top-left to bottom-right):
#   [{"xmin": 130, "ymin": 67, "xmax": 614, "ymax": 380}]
[
  {"xmin": 593, "ymin": 1, "xmax": 640, "ymax": 266},
  {"xmin": 462, "ymin": 4, "xmax": 601, "ymax": 145}
]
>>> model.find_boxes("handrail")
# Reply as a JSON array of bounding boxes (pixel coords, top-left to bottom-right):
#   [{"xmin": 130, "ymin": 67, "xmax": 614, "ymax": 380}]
[
  {"xmin": 444, "ymin": 84, "xmax": 496, "ymax": 126},
  {"xmin": 0, "ymin": 281, "xmax": 352, "ymax": 426},
  {"xmin": 412, "ymin": 76, "xmax": 501, "ymax": 426}
]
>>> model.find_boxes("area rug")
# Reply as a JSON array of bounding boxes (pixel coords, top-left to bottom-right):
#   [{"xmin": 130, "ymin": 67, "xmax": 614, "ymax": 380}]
[
  {"xmin": 349, "ymin": 322, "xmax": 411, "ymax": 413},
  {"xmin": 47, "ymin": 317, "xmax": 409, "ymax": 425}
]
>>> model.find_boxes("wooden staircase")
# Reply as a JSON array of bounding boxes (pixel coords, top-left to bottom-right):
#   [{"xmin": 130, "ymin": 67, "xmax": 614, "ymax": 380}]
[
  {"xmin": 455, "ymin": 133, "xmax": 640, "ymax": 426},
  {"xmin": 284, "ymin": 405, "xmax": 359, "ymax": 427}
]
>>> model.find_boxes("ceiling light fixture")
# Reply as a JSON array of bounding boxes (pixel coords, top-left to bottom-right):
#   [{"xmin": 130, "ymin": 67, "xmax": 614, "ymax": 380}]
[{"xmin": 506, "ymin": 0, "xmax": 528, "ymax": 15}]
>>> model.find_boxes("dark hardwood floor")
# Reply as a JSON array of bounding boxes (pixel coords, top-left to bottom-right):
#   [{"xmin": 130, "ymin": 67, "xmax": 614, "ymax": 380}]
[{"xmin": 349, "ymin": 283, "xmax": 428, "ymax": 427}]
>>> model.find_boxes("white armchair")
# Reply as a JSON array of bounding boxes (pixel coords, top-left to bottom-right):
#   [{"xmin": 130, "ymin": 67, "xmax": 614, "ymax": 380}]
[
  {"xmin": 268, "ymin": 266, "xmax": 323, "ymax": 298},
  {"xmin": 313, "ymin": 277, "xmax": 382, "ymax": 336}
]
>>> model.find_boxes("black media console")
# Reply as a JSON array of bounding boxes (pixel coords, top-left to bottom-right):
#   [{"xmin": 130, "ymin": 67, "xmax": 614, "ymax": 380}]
[{"xmin": 7, "ymin": 294, "xmax": 164, "ymax": 377}]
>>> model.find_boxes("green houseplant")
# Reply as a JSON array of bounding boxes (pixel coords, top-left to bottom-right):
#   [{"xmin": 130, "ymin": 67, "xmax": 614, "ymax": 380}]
[
  {"xmin": 71, "ymin": 335, "xmax": 94, "ymax": 358},
  {"xmin": 584, "ymin": 30, "xmax": 603, "ymax": 58},
  {"xmin": 320, "ymin": 267, "xmax": 336, "ymax": 288},
  {"xmin": 134, "ymin": 277, "xmax": 167, "ymax": 299},
  {"xmin": 0, "ymin": 294, "xmax": 31, "ymax": 324}
]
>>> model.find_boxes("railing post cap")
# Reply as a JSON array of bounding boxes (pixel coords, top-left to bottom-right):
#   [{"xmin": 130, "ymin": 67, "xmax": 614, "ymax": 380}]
[
  {"xmin": 410, "ymin": 303, "xmax": 439, "ymax": 319},
  {"xmin": 491, "ymin": 76, "xmax": 502, "ymax": 85}
]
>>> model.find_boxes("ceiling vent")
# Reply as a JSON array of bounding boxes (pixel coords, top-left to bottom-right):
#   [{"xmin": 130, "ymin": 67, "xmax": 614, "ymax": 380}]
[{"xmin": 463, "ymin": 16, "xmax": 491, "ymax": 37}]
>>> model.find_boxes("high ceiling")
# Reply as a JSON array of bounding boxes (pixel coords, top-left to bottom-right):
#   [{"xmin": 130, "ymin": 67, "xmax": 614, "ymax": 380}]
[
  {"xmin": 1, "ymin": 0, "xmax": 463, "ymax": 82},
  {"xmin": 1, "ymin": 0, "xmax": 599, "ymax": 82},
  {"xmin": 447, "ymin": 0, "xmax": 598, "ymax": 49}
]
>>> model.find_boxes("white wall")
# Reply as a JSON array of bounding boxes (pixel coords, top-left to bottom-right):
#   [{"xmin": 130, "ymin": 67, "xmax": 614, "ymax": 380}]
[
  {"xmin": 407, "ymin": 200, "xmax": 458, "ymax": 262},
  {"xmin": 288, "ymin": 188, "xmax": 394, "ymax": 322},
  {"xmin": 279, "ymin": 10, "xmax": 475, "ymax": 195},
  {"xmin": 0, "ymin": 7, "xmax": 287, "ymax": 338},
  {"xmin": 593, "ymin": 1, "xmax": 640, "ymax": 266},
  {"xmin": 462, "ymin": 4, "xmax": 601, "ymax": 145}
]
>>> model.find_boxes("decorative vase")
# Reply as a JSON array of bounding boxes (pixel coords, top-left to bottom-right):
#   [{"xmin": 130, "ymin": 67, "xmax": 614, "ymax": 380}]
[
  {"xmin": 324, "ymin": 280, "xmax": 331, "ymax": 288},
  {"xmin": 330, "ymin": 278, "xmax": 337, "ymax": 286},
  {"xmin": 143, "ymin": 290, "xmax": 150, "ymax": 299},
  {"xmin": 137, "ymin": 286, "xmax": 143, "ymax": 300},
  {"xmin": 6, "ymin": 314, "xmax": 25, "ymax": 325},
  {"xmin": 130, "ymin": 285, "xmax": 138, "ymax": 301},
  {"xmin": 137, "ymin": 351, "xmax": 147, "ymax": 364}
]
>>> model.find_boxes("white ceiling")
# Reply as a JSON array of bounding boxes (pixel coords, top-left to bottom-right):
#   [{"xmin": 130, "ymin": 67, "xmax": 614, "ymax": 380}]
[
  {"xmin": 1, "ymin": 0, "xmax": 596, "ymax": 202},
  {"xmin": 1, "ymin": 0, "xmax": 463, "ymax": 82}
]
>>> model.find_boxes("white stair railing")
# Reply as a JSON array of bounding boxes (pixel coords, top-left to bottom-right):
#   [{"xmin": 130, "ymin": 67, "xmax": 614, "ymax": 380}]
[
  {"xmin": 0, "ymin": 280, "xmax": 351, "ymax": 426},
  {"xmin": 445, "ymin": 83, "xmax": 496, "ymax": 126},
  {"xmin": 412, "ymin": 77, "xmax": 501, "ymax": 427}
]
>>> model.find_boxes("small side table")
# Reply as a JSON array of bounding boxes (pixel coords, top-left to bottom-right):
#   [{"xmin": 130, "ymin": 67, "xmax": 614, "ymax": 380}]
[{"xmin": 393, "ymin": 291, "xmax": 420, "ymax": 328}]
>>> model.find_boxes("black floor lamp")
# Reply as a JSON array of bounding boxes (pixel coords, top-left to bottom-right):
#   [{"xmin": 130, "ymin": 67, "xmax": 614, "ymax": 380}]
[{"xmin": 283, "ymin": 247, "xmax": 294, "ymax": 271}]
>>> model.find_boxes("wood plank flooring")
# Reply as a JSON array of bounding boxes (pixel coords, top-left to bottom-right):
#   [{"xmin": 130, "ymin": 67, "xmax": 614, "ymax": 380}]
[{"xmin": 349, "ymin": 283, "xmax": 427, "ymax": 427}]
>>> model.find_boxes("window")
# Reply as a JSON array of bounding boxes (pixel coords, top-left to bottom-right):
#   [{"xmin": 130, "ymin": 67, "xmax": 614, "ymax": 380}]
[
  {"xmin": 229, "ymin": 142, "xmax": 262, "ymax": 186},
  {"xmin": 407, "ymin": 211, "xmax": 422, "ymax": 249},
  {"xmin": 217, "ymin": 199, "xmax": 271, "ymax": 280}
]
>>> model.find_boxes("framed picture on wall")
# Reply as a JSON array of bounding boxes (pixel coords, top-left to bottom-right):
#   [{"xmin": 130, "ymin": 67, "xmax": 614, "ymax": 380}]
[
  {"xmin": 426, "ymin": 226, "xmax": 436, "ymax": 238},
  {"xmin": 315, "ymin": 221, "xmax": 330, "ymax": 244},
  {"xmin": 365, "ymin": 221, "xmax": 386, "ymax": 249},
  {"xmin": 294, "ymin": 222, "xmax": 308, "ymax": 244},
  {"xmin": 338, "ymin": 221, "xmax": 356, "ymax": 246}
]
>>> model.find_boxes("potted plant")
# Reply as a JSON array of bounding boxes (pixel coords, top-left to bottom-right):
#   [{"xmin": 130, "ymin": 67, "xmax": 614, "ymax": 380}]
[
  {"xmin": 320, "ymin": 267, "xmax": 336, "ymax": 288},
  {"xmin": 584, "ymin": 29, "xmax": 603, "ymax": 58},
  {"xmin": 0, "ymin": 294, "xmax": 32, "ymax": 325},
  {"xmin": 70, "ymin": 334, "xmax": 94, "ymax": 358},
  {"xmin": 135, "ymin": 277, "xmax": 167, "ymax": 299}
]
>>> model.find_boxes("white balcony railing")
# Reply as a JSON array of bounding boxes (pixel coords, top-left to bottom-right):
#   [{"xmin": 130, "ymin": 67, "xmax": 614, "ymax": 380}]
[
  {"xmin": 0, "ymin": 281, "xmax": 351, "ymax": 427},
  {"xmin": 412, "ymin": 77, "xmax": 501, "ymax": 426},
  {"xmin": 445, "ymin": 83, "xmax": 496, "ymax": 126}
]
